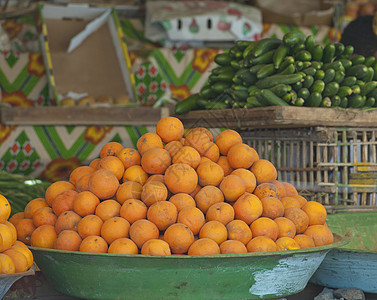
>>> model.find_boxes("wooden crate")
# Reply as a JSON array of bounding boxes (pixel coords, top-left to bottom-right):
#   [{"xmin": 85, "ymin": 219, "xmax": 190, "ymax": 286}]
[{"xmin": 240, "ymin": 127, "xmax": 377, "ymax": 210}]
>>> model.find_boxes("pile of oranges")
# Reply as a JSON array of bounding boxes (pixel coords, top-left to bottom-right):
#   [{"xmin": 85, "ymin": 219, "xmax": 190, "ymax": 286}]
[
  {"xmin": 10, "ymin": 117, "xmax": 334, "ymax": 255},
  {"xmin": 0, "ymin": 195, "xmax": 34, "ymax": 274}
]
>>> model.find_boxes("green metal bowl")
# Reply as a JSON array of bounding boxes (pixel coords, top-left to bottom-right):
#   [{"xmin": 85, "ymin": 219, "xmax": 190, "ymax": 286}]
[{"xmin": 30, "ymin": 234, "xmax": 347, "ymax": 300}]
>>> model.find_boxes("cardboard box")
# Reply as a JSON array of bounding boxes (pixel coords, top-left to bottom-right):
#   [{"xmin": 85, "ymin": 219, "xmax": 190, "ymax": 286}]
[
  {"xmin": 39, "ymin": 4, "xmax": 135, "ymax": 103},
  {"xmin": 255, "ymin": 0, "xmax": 335, "ymax": 26}
]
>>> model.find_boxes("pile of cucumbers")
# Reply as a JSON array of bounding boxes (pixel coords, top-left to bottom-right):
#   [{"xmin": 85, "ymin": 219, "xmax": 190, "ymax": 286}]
[{"xmin": 174, "ymin": 31, "xmax": 377, "ymax": 114}]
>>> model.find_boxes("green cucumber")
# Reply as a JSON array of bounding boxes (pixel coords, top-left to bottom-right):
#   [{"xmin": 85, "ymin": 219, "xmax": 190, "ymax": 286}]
[
  {"xmin": 322, "ymin": 44, "xmax": 336, "ymax": 63},
  {"xmin": 213, "ymin": 66, "xmax": 234, "ymax": 75},
  {"xmin": 242, "ymin": 42, "xmax": 256, "ymax": 58},
  {"xmin": 269, "ymin": 84, "xmax": 292, "ymax": 97},
  {"xmin": 346, "ymin": 64, "xmax": 368, "ymax": 79},
  {"xmin": 338, "ymin": 58, "xmax": 352, "ymax": 69},
  {"xmin": 230, "ymin": 60, "xmax": 241, "ymax": 70},
  {"xmin": 303, "ymin": 75, "xmax": 314, "ymax": 89},
  {"xmin": 367, "ymin": 88, "xmax": 377, "ymax": 99},
  {"xmin": 250, "ymin": 50, "xmax": 275, "ymax": 65},
  {"xmin": 361, "ymin": 81, "xmax": 377, "ymax": 96},
  {"xmin": 256, "ymin": 64, "xmax": 276, "ymax": 79},
  {"xmin": 331, "ymin": 95, "xmax": 341, "ymax": 107},
  {"xmin": 323, "ymin": 69, "xmax": 336, "ymax": 84},
  {"xmin": 297, "ymin": 88, "xmax": 310, "ymax": 100},
  {"xmin": 197, "ymin": 98, "xmax": 209, "ymax": 108},
  {"xmin": 341, "ymin": 76, "xmax": 357, "ymax": 86},
  {"xmin": 256, "ymin": 73, "xmax": 303, "ymax": 89},
  {"xmin": 236, "ymin": 40, "xmax": 253, "ymax": 50},
  {"xmin": 174, "ymin": 94, "xmax": 200, "ymax": 114},
  {"xmin": 200, "ymin": 86, "xmax": 218, "ymax": 99},
  {"xmin": 311, "ymin": 61, "xmax": 323, "ymax": 70},
  {"xmin": 303, "ymin": 67, "xmax": 316, "ymax": 76},
  {"xmin": 339, "ymin": 97, "xmax": 348, "ymax": 108},
  {"xmin": 278, "ymin": 63, "xmax": 296, "ymax": 75},
  {"xmin": 273, "ymin": 44, "xmax": 289, "ymax": 68},
  {"xmin": 292, "ymin": 81, "xmax": 303, "ymax": 92},
  {"xmin": 248, "ymin": 85, "xmax": 260, "ymax": 95},
  {"xmin": 229, "ymin": 46, "xmax": 243, "ymax": 59},
  {"xmin": 283, "ymin": 31, "xmax": 305, "ymax": 46},
  {"xmin": 323, "ymin": 82, "xmax": 340, "ymax": 97},
  {"xmin": 260, "ymin": 89, "xmax": 289, "ymax": 106},
  {"xmin": 278, "ymin": 56, "xmax": 295, "ymax": 71},
  {"xmin": 294, "ymin": 61, "xmax": 304, "ymax": 71},
  {"xmin": 294, "ymin": 98, "xmax": 305, "ymax": 106},
  {"xmin": 342, "ymin": 45, "xmax": 354, "ymax": 59},
  {"xmin": 334, "ymin": 43, "xmax": 345, "ymax": 57},
  {"xmin": 321, "ymin": 97, "xmax": 332, "ymax": 107},
  {"xmin": 252, "ymin": 38, "xmax": 282, "ymax": 57},
  {"xmin": 212, "ymin": 82, "xmax": 232, "ymax": 93},
  {"xmin": 337, "ymin": 86, "xmax": 352, "ymax": 98},
  {"xmin": 356, "ymin": 80, "xmax": 365, "ymax": 87},
  {"xmin": 291, "ymin": 43, "xmax": 306, "ymax": 54},
  {"xmin": 311, "ymin": 80, "xmax": 325, "ymax": 93},
  {"xmin": 351, "ymin": 55, "xmax": 366, "ymax": 66},
  {"xmin": 366, "ymin": 97, "xmax": 376, "ymax": 107},
  {"xmin": 295, "ymin": 50, "xmax": 312, "ymax": 62},
  {"xmin": 363, "ymin": 67, "xmax": 375, "ymax": 82},
  {"xmin": 304, "ymin": 35, "xmax": 316, "ymax": 52},
  {"xmin": 250, "ymin": 64, "xmax": 266, "ymax": 74},
  {"xmin": 306, "ymin": 91, "xmax": 322, "ymax": 107},
  {"xmin": 217, "ymin": 71, "xmax": 235, "ymax": 82},
  {"xmin": 214, "ymin": 53, "xmax": 232, "ymax": 66},
  {"xmin": 372, "ymin": 61, "xmax": 377, "ymax": 80},
  {"xmin": 303, "ymin": 61, "xmax": 312, "ymax": 69},
  {"xmin": 246, "ymin": 96, "xmax": 263, "ymax": 107},
  {"xmin": 205, "ymin": 101, "xmax": 228, "ymax": 110},
  {"xmin": 334, "ymin": 71, "xmax": 345, "ymax": 83},
  {"xmin": 348, "ymin": 94, "xmax": 366, "ymax": 108},
  {"xmin": 323, "ymin": 61, "xmax": 344, "ymax": 71},
  {"xmin": 311, "ymin": 45, "xmax": 323, "ymax": 61},
  {"xmin": 351, "ymin": 85, "xmax": 361, "ymax": 94},
  {"xmin": 314, "ymin": 70, "xmax": 325, "ymax": 80},
  {"xmin": 364, "ymin": 56, "xmax": 376, "ymax": 67},
  {"xmin": 232, "ymin": 89, "xmax": 249, "ymax": 101}
]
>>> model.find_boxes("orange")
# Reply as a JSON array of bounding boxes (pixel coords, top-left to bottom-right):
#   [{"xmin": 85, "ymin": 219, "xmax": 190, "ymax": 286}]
[
  {"xmin": 99, "ymin": 142, "xmax": 124, "ymax": 158},
  {"xmin": 194, "ymin": 185, "xmax": 224, "ymax": 214},
  {"xmin": 79, "ymin": 235, "xmax": 108, "ymax": 253},
  {"xmin": 108, "ymin": 238, "xmax": 138, "ymax": 254},
  {"xmin": 284, "ymin": 207, "xmax": 310, "ymax": 234},
  {"xmin": 3, "ymin": 248, "xmax": 29, "ymax": 273},
  {"xmin": 274, "ymin": 217, "xmax": 296, "ymax": 239},
  {"xmin": 137, "ymin": 132, "xmax": 163, "ymax": 155},
  {"xmin": 54, "ymin": 211, "xmax": 82, "ymax": 235},
  {"xmin": 164, "ymin": 163, "xmax": 198, "ymax": 194},
  {"xmin": 301, "ymin": 201, "xmax": 327, "ymax": 226},
  {"xmin": 51, "ymin": 190, "xmax": 78, "ymax": 217},
  {"xmin": 95, "ymin": 199, "xmax": 121, "ymax": 222},
  {"xmin": 168, "ymin": 193, "xmax": 196, "ymax": 212},
  {"xmin": 32, "ymin": 207, "xmax": 57, "ymax": 227},
  {"xmin": 220, "ymin": 240, "xmax": 247, "ymax": 254},
  {"xmin": 282, "ymin": 182, "xmax": 299, "ymax": 197},
  {"xmin": 0, "ymin": 253, "xmax": 15, "ymax": 274},
  {"xmin": 129, "ymin": 219, "xmax": 160, "ymax": 248},
  {"xmin": 10, "ymin": 244, "xmax": 33, "ymax": 269},
  {"xmin": 98, "ymin": 155, "xmax": 125, "ymax": 181},
  {"xmin": 231, "ymin": 168, "xmax": 257, "ymax": 194},
  {"xmin": 294, "ymin": 234, "xmax": 315, "ymax": 249},
  {"xmin": 202, "ymin": 142, "xmax": 220, "ymax": 162},
  {"xmin": 271, "ymin": 180, "xmax": 286, "ymax": 199},
  {"xmin": 189, "ymin": 184, "xmax": 202, "ymax": 198},
  {"xmin": 147, "ymin": 201, "xmax": 178, "ymax": 231},
  {"xmin": 227, "ymin": 143, "xmax": 259, "ymax": 169},
  {"xmin": 88, "ymin": 169, "xmax": 120, "ymax": 200},
  {"xmin": 246, "ymin": 236, "xmax": 277, "ymax": 253},
  {"xmin": 276, "ymin": 237, "xmax": 301, "ymax": 251},
  {"xmin": 199, "ymin": 157, "xmax": 211, "ymax": 165},
  {"xmin": 164, "ymin": 141, "xmax": 183, "ymax": 158},
  {"xmin": 45, "ymin": 181, "xmax": 75, "ymax": 206},
  {"xmin": 250, "ymin": 217, "xmax": 279, "ymax": 241},
  {"xmin": 219, "ymin": 175, "xmax": 246, "ymax": 202},
  {"xmin": 217, "ymin": 156, "xmax": 234, "ymax": 176},
  {"xmin": 188, "ymin": 238, "xmax": 220, "ymax": 255},
  {"xmin": 253, "ymin": 183, "xmax": 281, "ymax": 200},
  {"xmin": 69, "ymin": 166, "xmax": 95, "ymax": 186},
  {"xmin": 199, "ymin": 220, "xmax": 227, "ymax": 245},
  {"xmin": 9, "ymin": 212, "xmax": 24, "ymax": 227},
  {"xmin": 123, "ymin": 165, "xmax": 148, "ymax": 186},
  {"xmin": 290, "ymin": 194, "xmax": 308, "ymax": 208},
  {"xmin": 260, "ymin": 196, "xmax": 284, "ymax": 219},
  {"xmin": 146, "ymin": 175, "xmax": 165, "ymax": 184},
  {"xmin": 30, "ymin": 224, "xmax": 57, "ymax": 248},
  {"xmin": 196, "ymin": 161, "xmax": 224, "ymax": 187},
  {"xmin": 75, "ymin": 174, "xmax": 91, "ymax": 192},
  {"xmin": 15, "ymin": 218, "xmax": 36, "ymax": 245},
  {"xmin": 206, "ymin": 202, "xmax": 235, "ymax": 225},
  {"xmin": 77, "ymin": 215, "xmax": 103, "ymax": 239},
  {"xmin": 186, "ymin": 127, "xmax": 213, "ymax": 142},
  {"xmin": 177, "ymin": 206, "xmax": 205, "ymax": 235},
  {"xmin": 184, "ymin": 130, "xmax": 211, "ymax": 156},
  {"xmin": 164, "ymin": 223, "xmax": 194, "ymax": 254},
  {"xmin": 280, "ymin": 197, "xmax": 301, "ymax": 210},
  {"xmin": 141, "ymin": 181, "xmax": 168, "ymax": 207},
  {"xmin": 117, "ymin": 147, "xmax": 141, "ymax": 169},
  {"xmin": 226, "ymin": 219, "xmax": 253, "ymax": 245},
  {"xmin": 0, "ymin": 223, "xmax": 15, "ymax": 252},
  {"xmin": 89, "ymin": 158, "xmax": 101, "ymax": 169},
  {"xmin": 73, "ymin": 191, "xmax": 100, "ymax": 217},
  {"xmin": 54, "ymin": 230, "xmax": 82, "ymax": 251},
  {"xmin": 101, "ymin": 217, "xmax": 130, "ymax": 244},
  {"xmin": 215, "ymin": 129, "xmax": 242, "ymax": 155},
  {"xmin": 24, "ymin": 198, "xmax": 48, "ymax": 219},
  {"xmin": 233, "ymin": 193, "xmax": 263, "ymax": 225},
  {"xmin": 303, "ymin": 225, "xmax": 334, "ymax": 246},
  {"xmin": 141, "ymin": 239, "xmax": 171, "ymax": 255},
  {"xmin": 172, "ymin": 146, "xmax": 201, "ymax": 169},
  {"xmin": 4, "ymin": 221, "xmax": 16, "ymax": 245},
  {"xmin": 156, "ymin": 116, "xmax": 184, "ymax": 143},
  {"xmin": 141, "ymin": 148, "xmax": 171, "ymax": 175},
  {"xmin": 120, "ymin": 199, "xmax": 147, "ymax": 224},
  {"xmin": 250, "ymin": 159, "xmax": 277, "ymax": 183}
]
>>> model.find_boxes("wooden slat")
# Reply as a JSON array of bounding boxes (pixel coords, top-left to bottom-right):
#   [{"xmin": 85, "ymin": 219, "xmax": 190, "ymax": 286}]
[
  {"xmin": 0, "ymin": 106, "xmax": 170, "ymax": 126},
  {"xmin": 178, "ymin": 106, "xmax": 377, "ymax": 129}
]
